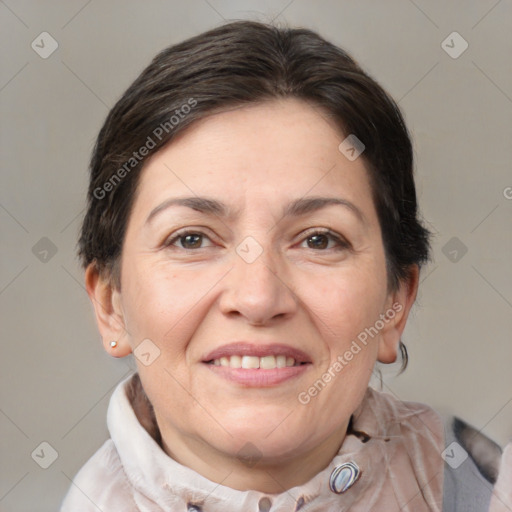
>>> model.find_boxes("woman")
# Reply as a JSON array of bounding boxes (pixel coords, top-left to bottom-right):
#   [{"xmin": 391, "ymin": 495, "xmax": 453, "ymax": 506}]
[{"xmin": 60, "ymin": 20, "xmax": 510, "ymax": 511}]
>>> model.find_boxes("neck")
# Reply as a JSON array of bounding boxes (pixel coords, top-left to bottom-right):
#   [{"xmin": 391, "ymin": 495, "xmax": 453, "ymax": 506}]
[{"xmin": 157, "ymin": 420, "xmax": 349, "ymax": 494}]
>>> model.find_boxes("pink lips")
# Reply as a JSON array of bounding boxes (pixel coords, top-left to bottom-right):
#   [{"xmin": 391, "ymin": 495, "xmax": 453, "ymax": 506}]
[{"xmin": 202, "ymin": 342, "xmax": 312, "ymax": 387}]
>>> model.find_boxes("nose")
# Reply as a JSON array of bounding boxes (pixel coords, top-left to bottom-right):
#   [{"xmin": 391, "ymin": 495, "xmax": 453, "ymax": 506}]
[{"xmin": 219, "ymin": 242, "xmax": 298, "ymax": 326}]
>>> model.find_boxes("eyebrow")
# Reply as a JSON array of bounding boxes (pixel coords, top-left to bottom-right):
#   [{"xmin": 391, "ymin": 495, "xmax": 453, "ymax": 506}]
[{"xmin": 145, "ymin": 195, "xmax": 366, "ymax": 225}]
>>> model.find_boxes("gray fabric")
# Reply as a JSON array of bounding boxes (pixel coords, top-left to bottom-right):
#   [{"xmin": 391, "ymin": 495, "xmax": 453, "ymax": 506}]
[{"xmin": 443, "ymin": 417, "xmax": 499, "ymax": 512}]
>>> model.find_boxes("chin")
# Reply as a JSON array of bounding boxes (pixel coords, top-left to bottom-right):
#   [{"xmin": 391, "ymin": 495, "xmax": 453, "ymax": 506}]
[{"xmin": 211, "ymin": 421, "xmax": 312, "ymax": 460}]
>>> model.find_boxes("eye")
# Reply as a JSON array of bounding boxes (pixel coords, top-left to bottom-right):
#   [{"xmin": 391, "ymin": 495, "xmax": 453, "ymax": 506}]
[
  {"xmin": 164, "ymin": 230, "xmax": 213, "ymax": 250},
  {"xmin": 300, "ymin": 229, "xmax": 350, "ymax": 251},
  {"xmin": 163, "ymin": 228, "xmax": 349, "ymax": 252}
]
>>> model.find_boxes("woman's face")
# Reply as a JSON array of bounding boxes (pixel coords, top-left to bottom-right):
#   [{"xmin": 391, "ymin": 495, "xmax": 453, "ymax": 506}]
[{"xmin": 96, "ymin": 98, "xmax": 412, "ymax": 468}]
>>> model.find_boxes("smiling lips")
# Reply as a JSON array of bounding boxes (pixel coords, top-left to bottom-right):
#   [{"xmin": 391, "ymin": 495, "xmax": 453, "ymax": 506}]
[
  {"xmin": 211, "ymin": 354, "xmax": 299, "ymax": 369},
  {"xmin": 202, "ymin": 342, "xmax": 312, "ymax": 386}
]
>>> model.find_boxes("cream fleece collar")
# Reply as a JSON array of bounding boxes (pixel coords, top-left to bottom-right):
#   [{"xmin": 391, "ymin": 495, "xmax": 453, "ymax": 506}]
[{"xmin": 107, "ymin": 373, "xmax": 445, "ymax": 511}]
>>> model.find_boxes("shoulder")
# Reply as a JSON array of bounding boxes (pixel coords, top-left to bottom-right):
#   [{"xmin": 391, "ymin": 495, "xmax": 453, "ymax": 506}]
[
  {"xmin": 442, "ymin": 416, "xmax": 503, "ymax": 512},
  {"xmin": 362, "ymin": 388, "xmax": 507, "ymax": 510},
  {"xmin": 450, "ymin": 416, "xmax": 502, "ymax": 483},
  {"xmin": 59, "ymin": 439, "xmax": 137, "ymax": 511},
  {"xmin": 359, "ymin": 386, "xmax": 445, "ymax": 444},
  {"xmin": 489, "ymin": 442, "xmax": 512, "ymax": 511}
]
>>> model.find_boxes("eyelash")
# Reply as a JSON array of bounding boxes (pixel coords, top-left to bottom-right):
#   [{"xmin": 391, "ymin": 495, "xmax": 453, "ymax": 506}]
[{"xmin": 163, "ymin": 228, "xmax": 350, "ymax": 252}]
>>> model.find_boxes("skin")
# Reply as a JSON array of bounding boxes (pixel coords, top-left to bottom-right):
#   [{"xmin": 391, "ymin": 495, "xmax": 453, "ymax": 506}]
[{"xmin": 86, "ymin": 98, "xmax": 419, "ymax": 493}]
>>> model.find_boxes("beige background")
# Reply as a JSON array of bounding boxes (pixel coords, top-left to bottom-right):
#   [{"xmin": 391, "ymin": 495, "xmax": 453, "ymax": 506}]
[{"xmin": 1, "ymin": 1, "xmax": 511, "ymax": 510}]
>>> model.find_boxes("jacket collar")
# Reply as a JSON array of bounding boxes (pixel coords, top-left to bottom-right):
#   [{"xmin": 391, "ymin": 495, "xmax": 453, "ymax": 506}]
[{"xmin": 107, "ymin": 373, "xmax": 444, "ymax": 511}]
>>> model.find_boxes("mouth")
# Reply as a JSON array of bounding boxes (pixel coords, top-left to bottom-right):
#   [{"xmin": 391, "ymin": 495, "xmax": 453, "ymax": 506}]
[
  {"xmin": 205, "ymin": 355, "xmax": 308, "ymax": 369},
  {"xmin": 201, "ymin": 342, "xmax": 312, "ymax": 387}
]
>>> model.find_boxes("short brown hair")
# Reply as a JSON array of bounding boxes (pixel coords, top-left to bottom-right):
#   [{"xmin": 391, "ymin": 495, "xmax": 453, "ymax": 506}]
[{"xmin": 78, "ymin": 20, "xmax": 431, "ymax": 299}]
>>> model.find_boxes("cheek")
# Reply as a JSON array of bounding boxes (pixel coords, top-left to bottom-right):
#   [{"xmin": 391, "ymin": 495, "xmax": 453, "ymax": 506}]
[
  {"xmin": 120, "ymin": 263, "xmax": 209, "ymax": 416},
  {"xmin": 120, "ymin": 261, "xmax": 182, "ymax": 344},
  {"xmin": 301, "ymin": 261, "xmax": 388, "ymax": 351},
  {"xmin": 296, "ymin": 267, "xmax": 385, "ymax": 433},
  {"xmin": 120, "ymin": 260, "xmax": 220, "ymax": 355}
]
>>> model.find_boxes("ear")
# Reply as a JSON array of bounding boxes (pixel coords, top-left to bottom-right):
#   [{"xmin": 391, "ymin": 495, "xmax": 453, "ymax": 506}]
[
  {"xmin": 377, "ymin": 265, "xmax": 420, "ymax": 364},
  {"xmin": 84, "ymin": 263, "xmax": 132, "ymax": 357}
]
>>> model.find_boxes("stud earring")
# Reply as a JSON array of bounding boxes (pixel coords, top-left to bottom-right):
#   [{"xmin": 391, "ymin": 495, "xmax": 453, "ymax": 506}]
[{"xmin": 110, "ymin": 340, "xmax": 118, "ymax": 348}]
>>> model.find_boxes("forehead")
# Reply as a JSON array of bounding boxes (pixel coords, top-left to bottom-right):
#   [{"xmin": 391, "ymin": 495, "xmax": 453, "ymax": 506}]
[{"xmin": 132, "ymin": 98, "xmax": 375, "ymax": 219}]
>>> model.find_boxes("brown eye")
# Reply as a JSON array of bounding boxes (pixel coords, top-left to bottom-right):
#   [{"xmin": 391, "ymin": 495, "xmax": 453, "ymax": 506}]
[
  {"xmin": 306, "ymin": 233, "xmax": 329, "ymax": 249},
  {"xmin": 164, "ymin": 230, "xmax": 213, "ymax": 250},
  {"xmin": 300, "ymin": 230, "xmax": 350, "ymax": 251},
  {"xmin": 179, "ymin": 233, "xmax": 203, "ymax": 249}
]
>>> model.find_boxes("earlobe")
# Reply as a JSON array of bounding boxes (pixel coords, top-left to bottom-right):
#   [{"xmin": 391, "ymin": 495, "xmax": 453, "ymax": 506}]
[
  {"xmin": 84, "ymin": 263, "xmax": 132, "ymax": 357},
  {"xmin": 105, "ymin": 338, "xmax": 131, "ymax": 357},
  {"xmin": 377, "ymin": 265, "xmax": 420, "ymax": 364}
]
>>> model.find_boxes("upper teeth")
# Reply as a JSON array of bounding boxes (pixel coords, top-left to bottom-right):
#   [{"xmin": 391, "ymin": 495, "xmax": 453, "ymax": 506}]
[{"xmin": 212, "ymin": 355, "xmax": 297, "ymax": 369}]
